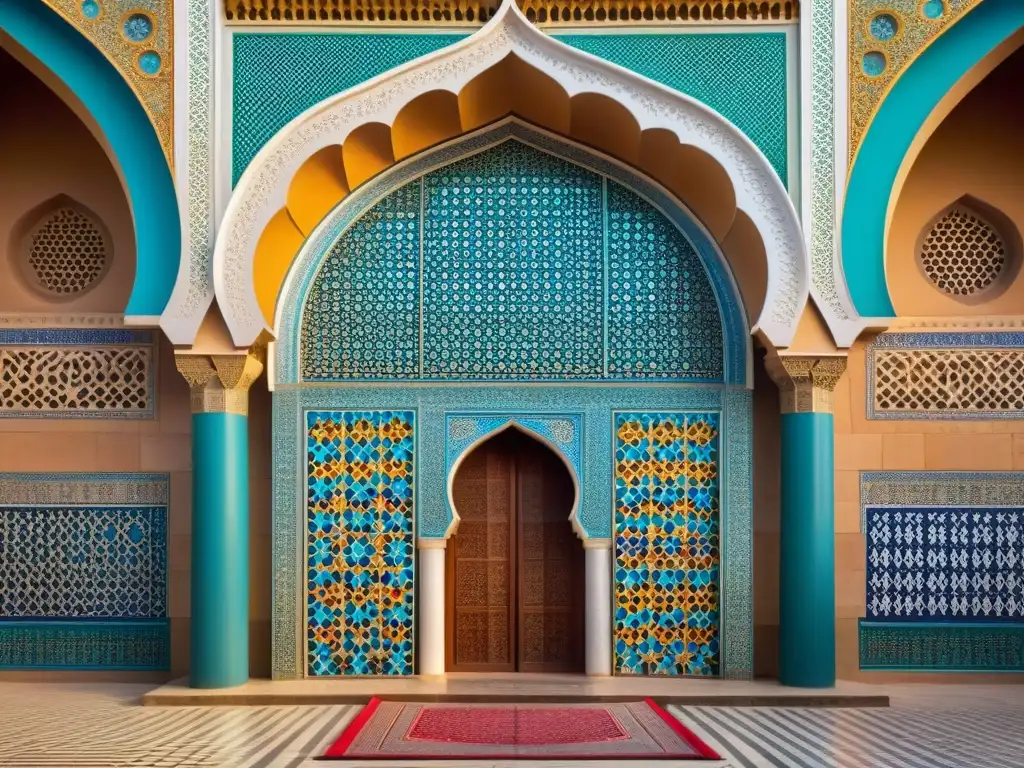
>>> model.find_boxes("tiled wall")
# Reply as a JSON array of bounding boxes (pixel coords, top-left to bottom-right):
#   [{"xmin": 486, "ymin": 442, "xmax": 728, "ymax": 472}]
[{"xmin": 833, "ymin": 335, "xmax": 1024, "ymax": 680}]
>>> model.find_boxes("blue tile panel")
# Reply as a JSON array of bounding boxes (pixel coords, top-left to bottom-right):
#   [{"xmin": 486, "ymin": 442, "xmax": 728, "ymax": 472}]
[
  {"xmin": 306, "ymin": 411, "xmax": 415, "ymax": 676},
  {"xmin": 301, "ymin": 141, "xmax": 724, "ymax": 383},
  {"xmin": 232, "ymin": 33, "xmax": 467, "ymax": 184},
  {"xmin": 555, "ymin": 33, "xmax": 790, "ymax": 184},
  {"xmin": 865, "ymin": 507, "xmax": 1024, "ymax": 622},
  {"xmin": 614, "ymin": 412, "xmax": 721, "ymax": 676},
  {"xmin": 0, "ymin": 473, "xmax": 169, "ymax": 670},
  {"xmin": 859, "ymin": 621, "xmax": 1024, "ymax": 672}
]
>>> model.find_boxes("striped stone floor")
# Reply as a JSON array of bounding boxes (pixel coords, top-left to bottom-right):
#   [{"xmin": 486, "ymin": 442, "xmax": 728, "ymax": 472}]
[{"xmin": 0, "ymin": 682, "xmax": 1022, "ymax": 767}]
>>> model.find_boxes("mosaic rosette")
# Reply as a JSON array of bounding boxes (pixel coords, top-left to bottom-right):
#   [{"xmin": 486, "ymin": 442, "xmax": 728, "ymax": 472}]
[
  {"xmin": 306, "ymin": 410, "xmax": 415, "ymax": 676},
  {"xmin": 613, "ymin": 412, "xmax": 720, "ymax": 676}
]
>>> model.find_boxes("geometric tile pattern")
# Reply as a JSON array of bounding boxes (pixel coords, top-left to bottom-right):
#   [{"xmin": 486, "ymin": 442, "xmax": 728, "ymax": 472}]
[
  {"xmin": 300, "ymin": 141, "xmax": 724, "ymax": 383},
  {"xmin": 614, "ymin": 412, "xmax": 720, "ymax": 676},
  {"xmin": 422, "ymin": 143, "xmax": 604, "ymax": 379},
  {"xmin": 557, "ymin": 33, "xmax": 790, "ymax": 183},
  {"xmin": 865, "ymin": 507, "xmax": 1024, "ymax": 622},
  {"xmin": 0, "ymin": 472, "xmax": 168, "ymax": 670},
  {"xmin": 860, "ymin": 621, "xmax": 1024, "ymax": 671},
  {"xmin": 0, "ymin": 506, "xmax": 167, "ymax": 618},
  {"xmin": 607, "ymin": 182, "xmax": 723, "ymax": 379},
  {"xmin": 306, "ymin": 411, "xmax": 415, "ymax": 676},
  {"xmin": 301, "ymin": 185, "xmax": 421, "ymax": 380},
  {"xmin": 232, "ymin": 33, "xmax": 467, "ymax": 184},
  {"xmin": 0, "ymin": 329, "xmax": 155, "ymax": 419}
]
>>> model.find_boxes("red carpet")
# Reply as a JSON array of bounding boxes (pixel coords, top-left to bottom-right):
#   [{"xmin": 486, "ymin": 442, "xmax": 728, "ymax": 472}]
[{"xmin": 323, "ymin": 698, "xmax": 719, "ymax": 760}]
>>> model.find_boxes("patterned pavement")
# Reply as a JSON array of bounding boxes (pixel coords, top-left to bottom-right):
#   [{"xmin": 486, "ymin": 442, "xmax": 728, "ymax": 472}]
[{"xmin": 0, "ymin": 682, "xmax": 1023, "ymax": 767}]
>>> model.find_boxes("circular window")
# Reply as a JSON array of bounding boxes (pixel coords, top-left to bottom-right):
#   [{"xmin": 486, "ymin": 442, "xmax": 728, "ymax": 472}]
[
  {"xmin": 24, "ymin": 206, "xmax": 110, "ymax": 297},
  {"xmin": 918, "ymin": 206, "xmax": 1008, "ymax": 298}
]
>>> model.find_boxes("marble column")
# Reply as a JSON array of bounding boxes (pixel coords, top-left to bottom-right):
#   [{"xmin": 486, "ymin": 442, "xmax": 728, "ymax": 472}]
[
  {"xmin": 176, "ymin": 351, "xmax": 263, "ymax": 689},
  {"xmin": 584, "ymin": 538, "xmax": 613, "ymax": 676},
  {"xmin": 766, "ymin": 354, "xmax": 847, "ymax": 688},
  {"xmin": 417, "ymin": 538, "xmax": 446, "ymax": 676}
]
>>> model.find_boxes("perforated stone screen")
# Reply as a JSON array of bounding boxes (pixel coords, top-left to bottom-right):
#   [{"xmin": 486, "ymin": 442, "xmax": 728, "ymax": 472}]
[
  {"xmin": 26, "ymin": 207, "xmax": 109, "ymax": 297},
  {"xmin": 918, "ymin": 207, "xmax": 1006, "ymax": 298}
]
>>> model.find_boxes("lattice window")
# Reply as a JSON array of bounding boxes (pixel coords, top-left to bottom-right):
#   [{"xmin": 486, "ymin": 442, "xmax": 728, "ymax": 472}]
[
  {"xmin": 918, "ymin": 206, "xmax": 1007, "ymax": 299},
  {"xmin": 223, "ymin": 0, "xmax": 798, "ymax": 23},
  {"xmin": 872, "ymin": 348, "xmax": 1024, "ymax": 416},
  {"xmin": 24, "ymin": 206, "xmax": 110, "ymax": 297},
  {"xmin": 0, "ymin": 346, "xmax": 152, "ymax": 416}
]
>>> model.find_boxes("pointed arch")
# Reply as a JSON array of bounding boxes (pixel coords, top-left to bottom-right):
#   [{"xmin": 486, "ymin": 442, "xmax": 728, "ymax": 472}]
[
  {"xmin": 0, "ymin": 1, "xmax": 179, "ymax": 320},
  {"xmin": 446, "ymin": 420, "xmax": 584, "ymax": 540},
  {"xmin": 842, "ymin": 0, "xmax": 1024, "ymax": 319},
  {"xmin": 210, "ymin": 0, "xmax": 807, "ymax": 350}
]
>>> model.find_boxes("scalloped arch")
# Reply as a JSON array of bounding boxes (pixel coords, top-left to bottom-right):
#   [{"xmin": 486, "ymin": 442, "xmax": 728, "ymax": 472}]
[{"xmin": 205, "ymin": 0, "xmax": 808, "ymax": 349}]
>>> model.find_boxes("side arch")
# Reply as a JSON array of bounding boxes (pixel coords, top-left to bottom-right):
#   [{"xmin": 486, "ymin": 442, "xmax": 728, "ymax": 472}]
[
  {"xmin": 445, "ymin": 420, "xmax": 584, "ymax": 541},
  {"xmin": 0, "ymin": 1, "xmax": 179, "ymax": 320},
  {"xmin": 842, "ymin": 0, "xmax": 1024, "ymax": 318}
]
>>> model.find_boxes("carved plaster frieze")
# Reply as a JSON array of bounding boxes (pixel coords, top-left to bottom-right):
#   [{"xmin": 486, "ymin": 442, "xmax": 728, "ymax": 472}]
[
  {"xmin": 175, "ymin": 351, "xmax": 264, "ymax": 415},
  {"xmin": 765, "ymin": 353, "xmax": 847, "ymax": 414},
  {"xmin": 0, "ymin": 313, "xmax": 126, "ymax": 328},
  {"xmin": 210, "ymin": 0, "xmax": 809, "ymax": 351}
]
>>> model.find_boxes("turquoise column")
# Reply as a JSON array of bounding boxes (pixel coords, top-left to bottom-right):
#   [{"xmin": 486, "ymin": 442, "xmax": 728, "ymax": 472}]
[
  {"xmin": 178, "ymin": 353, "xmax": 263, "ymax": 689},
  {"xmin": 769, "ymin": 355, "xmax": 847, "ymax": 688}
]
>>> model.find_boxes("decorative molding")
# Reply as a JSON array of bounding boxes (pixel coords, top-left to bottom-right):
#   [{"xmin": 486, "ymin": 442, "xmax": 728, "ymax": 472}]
[
  {"xmin": 849, "ymin": 0, "xmax": 982, "ymax": 164},
  {"xmin": 0, "ymin": 329, "xmax": 155, "ymax": 419},
  {"xmin": 41, "ymin": 0, "xmax": 173, "ymax": 167},
  {"xmin": 276, "ymin": 122, "xmax": 750, "ymax": 389},
  {"xmin": 886, "ymin": 315, "xmax": 1024, "ymax": 331},
  {"xmin": 0, "ymin": 313, "xmax": 126, "ymax": 328},
  {"xmin": 174, "ymin": 350, "xmax": 264, "ymax": 415},
  {"xmin": 215, "ymin": 0, "xmax": 808, "ymax": 350},
  {"xmin": 868, "ymin": 332, "xmax": 1024, "ymax": 420},
  {"xmin": 861, "ymin": 471, "xmax": 1024, "ymax": 520},
  {"xmin": 223, "ymin": 0, "xmax": 799, "ymax": 24},
  {"xmin": 764, "ymin": 353, "xmax": 847, "ymax": 414},
  {"xmin": 0, "ymin": 472, "xmax": 170, "ymax": 506},
  {"xmin": 160, "ymin": 0, "xmax": 216, "ymax": 345}
]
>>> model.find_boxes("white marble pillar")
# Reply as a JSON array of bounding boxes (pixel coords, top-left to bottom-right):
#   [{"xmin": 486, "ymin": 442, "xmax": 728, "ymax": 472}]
[
  {"xmin": 584, "ymin": 539, "xmax": 613, "ymax": 676},
  {"xmin": 417, "ymin": 539, "xmax": 447, "ymax": 676}
]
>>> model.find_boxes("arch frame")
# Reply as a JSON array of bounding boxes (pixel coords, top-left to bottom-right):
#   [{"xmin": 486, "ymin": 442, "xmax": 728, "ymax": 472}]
[
  {"xmin": 0, "ymin": 1, "xmax": 180, "ymax": 321},
  {"xmin": 274, "ymin": 120, "xmax": 752, "ymax": 388},
  {"xmin": 842, "ymin": 0, "xmax": 1024, "ymax": 320},
  {"xmin": 211, "ymin": 0, "xmax": 808, "ymax": 351},
  {"xmin": 444, "ymin": 415, "xmax": 584, "ymax": 540}
]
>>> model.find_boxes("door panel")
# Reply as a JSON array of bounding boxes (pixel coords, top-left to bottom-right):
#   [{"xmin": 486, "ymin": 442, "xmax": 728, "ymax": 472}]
[
  {"xmin": 517, "ymin": 442, "xmax": 585, "ymax": 673},
  {"xmin": 446, "ymin": 438, "xmax": 515, "ymax": 671}
]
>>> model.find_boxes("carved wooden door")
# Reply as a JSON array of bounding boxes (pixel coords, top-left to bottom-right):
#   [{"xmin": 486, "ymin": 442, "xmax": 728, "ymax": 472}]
[{"xmin": 446, "ymin": 430, "xmax": 584, "ymax": 672}]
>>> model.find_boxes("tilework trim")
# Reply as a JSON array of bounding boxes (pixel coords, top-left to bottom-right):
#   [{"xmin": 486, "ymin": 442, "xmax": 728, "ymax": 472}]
[
  {"xmin": 0, "ymin": 620, "xmax": 170, "ymax": 671},
  {"xmin": 0, "ymin": 473, "xmax": 170, "ymax": 506},
  {"xmin": 271, "ymin": 385, "xmax": 753, "ymax": 680},
  {"xmin": 860, "ymin": 472, "xmax": 1024, "ymax": 530},
  {"xmin": 859, "ymin": 620, "xmax": 1024, "ymax": 672}
]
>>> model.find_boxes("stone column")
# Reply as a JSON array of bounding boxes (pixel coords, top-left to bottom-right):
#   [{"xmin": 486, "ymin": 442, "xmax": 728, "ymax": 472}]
[
  {"xmin": 584, "ymin": 538, "xmax": 613, "ymax": 676},
  {"xmin": 417, "ymin": 538, "xmax": 446, "ymax": 676},
  {"xmin": 176, "ymin": 351, "xmax": 263, "ymax": 689},
  {"xmin": 766, "ymin": 354, "xmax": 847, "ymax": 688}
]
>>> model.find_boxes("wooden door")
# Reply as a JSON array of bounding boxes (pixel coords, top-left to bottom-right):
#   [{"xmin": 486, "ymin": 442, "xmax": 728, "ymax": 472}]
[
  {"xmin": 446, "ymin": 433, "xmax": 516, "ymax": 671},
  {"xmin": 446, "ymin": 429, "xmax": 584, "ymax": 672},
  {"xmin": 517, "ymin": 441, "xmax": 585, "ymax": 673}
]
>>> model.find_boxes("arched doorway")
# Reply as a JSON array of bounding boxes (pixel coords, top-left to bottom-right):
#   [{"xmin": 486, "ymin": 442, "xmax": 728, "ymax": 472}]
[{"xmin": 446, "ymin": 428, "xmax": 584, "ymax": 673}]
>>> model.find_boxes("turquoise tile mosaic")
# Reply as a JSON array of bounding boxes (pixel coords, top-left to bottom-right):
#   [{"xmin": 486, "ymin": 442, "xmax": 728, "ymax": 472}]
[
  {"xmin": 556, "ymin": 33, "xmax": 790, "ymax": 183},
  {"xmin": 306, "ymin": 411, "xmax": 415, "ymax": 676},
  {"xmin": 300, "ymin": 141, "xmax": 725, "ymax": 382},
  {"xmin": 232, "ymin": 33, "xmax": 467, "ymax": 184}
]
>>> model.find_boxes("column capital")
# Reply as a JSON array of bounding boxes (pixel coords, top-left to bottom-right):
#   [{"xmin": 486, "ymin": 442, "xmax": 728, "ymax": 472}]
[
  {"xmin": 765, "ymin": 354, "xmax": 847, "ymax": 415},
  {"xmin": 583, "ymin": 537, "xmax": 612, "ymax": 550},
  {"xmin": 175, "ymin": 349, "xmax": 264, "ymax": 416},
  {"xmin": 417, "ymin": 537, "xmax": 447, "ymax": 550}
]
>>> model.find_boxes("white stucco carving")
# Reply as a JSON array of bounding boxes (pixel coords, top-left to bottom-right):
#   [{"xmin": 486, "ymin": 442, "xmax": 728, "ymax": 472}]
[{"xmin": 209, "ymin": 0, "xmax": 810, "ymax": 349}]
